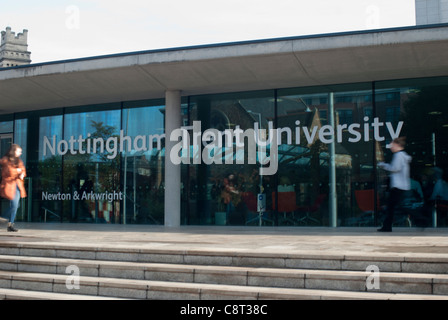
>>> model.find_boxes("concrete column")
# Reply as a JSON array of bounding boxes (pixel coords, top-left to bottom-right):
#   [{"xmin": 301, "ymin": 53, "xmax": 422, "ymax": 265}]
[
  {"xmin": 164, "ymin": 90, "xmax": 182, "ymax": 227},
  {"xmin": 328, "ymin": 92, "xmax": 337, "ymax": 227}
]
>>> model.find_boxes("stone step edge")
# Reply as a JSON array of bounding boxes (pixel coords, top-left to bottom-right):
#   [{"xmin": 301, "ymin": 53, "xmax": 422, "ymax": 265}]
[
  {"xmin": 0, "ymin": 288, "xmax": 127, "ymax": 300},
  {"xmin": 0, "ymin": 270, "xmax": 447, "ymax": 300},
  {"xmin": 1, "ymin": 254, "xmax": 448, "ymax": 285},
  {"xmin": 0, "ymin": 242, "xmax": 447, "ymax": 264}
]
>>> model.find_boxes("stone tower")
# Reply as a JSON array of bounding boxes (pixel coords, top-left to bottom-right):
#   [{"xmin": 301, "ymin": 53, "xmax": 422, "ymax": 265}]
[
  {"xmin": 415, "ymin": 0, "xmax": 448, "ymax": 25},
  {"xmin": 0, "ymin": 27, "xmax": 31, "ymax": 68}
]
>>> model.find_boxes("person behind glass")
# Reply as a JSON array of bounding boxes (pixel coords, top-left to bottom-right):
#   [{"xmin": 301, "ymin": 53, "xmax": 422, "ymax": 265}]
[
  {"xmin": 222, "ymin": 174, "xmax": 241, "ymax": 224},
  {"xmin": 377, "ymin": 137, "xmax": 412, "ymax": 232},
  {"xmin": 0, "ymin": 144, "xmax": 27, "ymax": 232}
]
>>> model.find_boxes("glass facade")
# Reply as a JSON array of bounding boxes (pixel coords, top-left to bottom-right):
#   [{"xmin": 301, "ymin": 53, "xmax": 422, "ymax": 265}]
[
  {"xmin": 376, "ymin": 78, "xmax": 448, "ymax": 228},
  {"xmin": 184, "ymin": 91, "xmax": 275, "ymax": 226},
  {"xmin": 121, "ymin": 100, "xmax": 167, "ymax": 225},
  {"xmin": 276, "ymin": 83, "xmax": 374, "ymax": 227},
  {"xmin": 1, "ymin": 76, "xmax": 448, "ymax": 228}
]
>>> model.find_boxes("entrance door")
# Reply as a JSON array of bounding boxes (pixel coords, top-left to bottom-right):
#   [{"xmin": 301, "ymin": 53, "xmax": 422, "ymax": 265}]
[{"xmin": 0, "ymin": 134, "xmax": 13, "ymax": 158}]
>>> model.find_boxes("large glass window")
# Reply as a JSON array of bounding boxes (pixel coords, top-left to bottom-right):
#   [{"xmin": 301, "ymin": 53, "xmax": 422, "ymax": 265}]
[
  {"xmin": 332, "ymin": 88, "xmax": 375, "ymax": 227},
  {"xmin": 183, "ymin": 79, "xmax": 448, "ymax": 228},
  {"xmin": 185, "ymin": 91, "xmax": 275, "ymax": 226},
  {"xmin": 12, "ymin": 101, "xmax": 169, "ymax": 225},
  {"xmin": 63, "ymin": 106, "xmax": 121, "ymax": 223},
  {"xmin": 2, "ymin": 76, "xmax": 448, "ymax": 228},
  {"xmin": 277, "ymin": 84, "xmax": 374, "ymax": 227},
  {"xmin": 0, "ymin": 116, "xmax": 15, "ymax": 220},
  {"xmin": 376, "ymin": 77, "xmax": 448, "ymax": 228},
  {"xmin": 276, "ymin": 90, "xmax": 329, "ymax": 226},
  {"xmin": 9, "ymin": 110, "xmax": 65, "ymax": 223},
  {"xmin": 36, "ymin": 115, "xmax": 63, "ymax": 222},
  {"xmin": 122, "ymin": 100, "xmax": 165, "ymax": 225},
  {"xmin": 14, "ymin": 119, "xmax": 28, "ymax": 164}
]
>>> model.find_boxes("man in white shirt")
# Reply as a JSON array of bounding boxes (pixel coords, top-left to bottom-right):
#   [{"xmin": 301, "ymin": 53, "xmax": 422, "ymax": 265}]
[{"xmin": 377, "ymin": 137, "xmax": 412, "ymax": 232}]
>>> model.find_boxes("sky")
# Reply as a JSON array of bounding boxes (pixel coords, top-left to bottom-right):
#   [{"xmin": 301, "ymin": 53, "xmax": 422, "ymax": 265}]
[{"xmin": 1, "ymin": 0, "xmax": 416, "ymax": 64}]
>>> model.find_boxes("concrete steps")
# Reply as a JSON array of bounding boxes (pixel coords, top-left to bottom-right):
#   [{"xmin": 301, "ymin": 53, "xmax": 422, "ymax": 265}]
[
  {"xmin": 0, "ymin": 270, "xmax": 448, "ymax": 300},
  {"xmin": 0, "ymin": 242, "xmax": 447, "ymax": 300},
  {"xmin": 0, "ymin": 288, "xmax": 121, "ymax": 300}
]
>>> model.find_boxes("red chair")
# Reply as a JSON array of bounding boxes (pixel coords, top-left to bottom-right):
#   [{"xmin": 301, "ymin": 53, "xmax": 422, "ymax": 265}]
[
  {"xmin": 355, "ymin": 189, "xmax": 376, "ymax": 213},
  {"xmin": 352, "ymin": 189, "xmax": 377, "ymax": 226},
  {"xmin": 272, "ymin": 191, "xmax": 298, "ymax": 225},
  {"xmin": 242, "ymin": 192, "xmax": 257, "ymax": 212}
]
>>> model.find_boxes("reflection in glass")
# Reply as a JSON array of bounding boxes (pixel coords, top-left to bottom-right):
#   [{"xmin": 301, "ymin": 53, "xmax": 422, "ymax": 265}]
[
  {"xmin": 186, "ymin": 92, "xmax": 275, "ymax": 226},
  {"xmin": 36, "ymin": 115, "xmax": 63, "ymax": 222},
  {"xmin": 63, "ymin": 110, "xmax": 121, "ymax": 223},
  {"xmin": 277, "ymin": 92, "xmax": 330, "ymax": 226},
  {"xmin": 5, "ymin": 76, "xmax": 448, "ymax": 228},
  {"xmin": 0, "ymin": 121, "xmax": 13, "ymax": 134},
  {"xmin": 122, "ymin": 104, "xmax": 165, "ymax": 225},
  {"xmin": 277, "ymin": 87, "xmax": 376, "ymax": 227},
  {"xmin": 15, "ymin": 119, "xmax": 28, "ymax": 164},
  {"xmin": 376, "ymin": 81, "xmax": 448, "ymax": 228}
]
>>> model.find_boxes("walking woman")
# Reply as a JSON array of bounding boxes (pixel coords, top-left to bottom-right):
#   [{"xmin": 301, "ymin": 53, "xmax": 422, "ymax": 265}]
[{"xmin": 0, "ymin": 144, "xmax": 27, "ymax": 232}]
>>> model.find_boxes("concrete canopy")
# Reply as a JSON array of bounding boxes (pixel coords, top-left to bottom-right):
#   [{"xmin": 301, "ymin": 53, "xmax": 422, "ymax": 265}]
[{"xmin": 1, "ymin": 24, "xmax": 448, "ymax": 115}]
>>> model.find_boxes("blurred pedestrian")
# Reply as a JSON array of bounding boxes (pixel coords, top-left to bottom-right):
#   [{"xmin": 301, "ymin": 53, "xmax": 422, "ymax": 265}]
[
  {"xmin": 377, "ymin": 137, "xmax": 412, "ymax": 232},
  {"xmin": 0, "ymin": 144, "xmax": 27, "ymax": 232}
]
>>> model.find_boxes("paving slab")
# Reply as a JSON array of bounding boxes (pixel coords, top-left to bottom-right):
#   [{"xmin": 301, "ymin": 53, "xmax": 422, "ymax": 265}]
[{"xmin": 0, "ymin": 223, "xmax": 446, "ymax": 258}]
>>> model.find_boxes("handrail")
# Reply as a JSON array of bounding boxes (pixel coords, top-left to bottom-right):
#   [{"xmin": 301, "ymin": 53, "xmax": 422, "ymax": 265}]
[{"xmin": 42, "ymin": 207, "xmax": 60, "ymax": 223}]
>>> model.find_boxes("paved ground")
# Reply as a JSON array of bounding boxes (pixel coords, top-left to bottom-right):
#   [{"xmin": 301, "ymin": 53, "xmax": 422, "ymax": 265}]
[{"xmin": 0, "ymin": 223, "xmax": 447, "ymax": 258}]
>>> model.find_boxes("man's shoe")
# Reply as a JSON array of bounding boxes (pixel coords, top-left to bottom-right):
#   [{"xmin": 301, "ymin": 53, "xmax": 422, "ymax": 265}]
[
  {"xmin": 7, "ymin": 225, "xmax": 18, "ymax": 232},
  {"xmin": 377, "ymin": 228, "xmax": 392, "ymax": 232}
]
